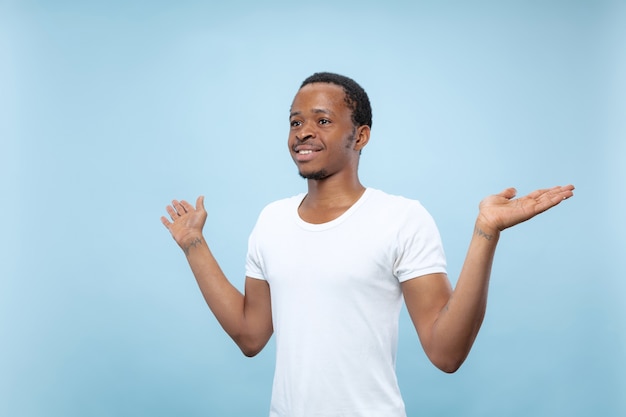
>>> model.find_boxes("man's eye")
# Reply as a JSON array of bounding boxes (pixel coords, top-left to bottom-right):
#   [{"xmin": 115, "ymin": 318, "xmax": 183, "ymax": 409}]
[
  {"xmin": 319, "ymin": 119, "xmax": 330, "ymax": 125},
  {"xmin": 290, "ymin": 120, "xmax": 302, "ymax": 128}
]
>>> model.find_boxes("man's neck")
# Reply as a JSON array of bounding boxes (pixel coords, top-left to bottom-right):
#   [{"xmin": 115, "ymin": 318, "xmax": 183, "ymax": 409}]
[{"xmin": 298, "ymin": 177, "xmax": 366, "ymax": 224}]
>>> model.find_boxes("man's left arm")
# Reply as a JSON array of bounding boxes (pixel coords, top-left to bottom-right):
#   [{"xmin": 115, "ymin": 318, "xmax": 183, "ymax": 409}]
[{"xmin": 402, "ymin": 185, "xmax": 574, "ymax": 373}]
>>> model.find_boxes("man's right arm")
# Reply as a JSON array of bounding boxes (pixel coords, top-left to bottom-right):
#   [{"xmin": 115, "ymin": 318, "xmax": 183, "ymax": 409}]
[{"xmin": 161, "ymin": 197, "xmax": 273, "ymax": 357}]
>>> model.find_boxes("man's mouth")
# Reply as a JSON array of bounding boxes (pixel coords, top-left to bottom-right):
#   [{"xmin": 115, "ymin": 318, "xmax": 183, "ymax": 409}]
[{"xmin": 293, "ymin": 146, "xmax": 320, "ymax": 162}]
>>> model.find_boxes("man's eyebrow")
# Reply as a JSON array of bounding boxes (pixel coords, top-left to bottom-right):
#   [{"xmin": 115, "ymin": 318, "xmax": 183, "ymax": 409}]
[{"xmin": 289, "ymin": 108, "xmax": 335, "ymax": 118}]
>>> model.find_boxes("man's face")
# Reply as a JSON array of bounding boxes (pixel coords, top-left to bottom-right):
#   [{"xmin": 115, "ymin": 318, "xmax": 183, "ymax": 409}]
[{"xmin": 288, "ymin": 83, "xmax": 361, "ymax": 180}]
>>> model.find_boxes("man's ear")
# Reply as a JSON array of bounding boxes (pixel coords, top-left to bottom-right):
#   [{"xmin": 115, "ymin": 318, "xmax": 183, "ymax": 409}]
[{"xmin": 354, "ymin": 125, "xmax": 370, "ymax": 152}]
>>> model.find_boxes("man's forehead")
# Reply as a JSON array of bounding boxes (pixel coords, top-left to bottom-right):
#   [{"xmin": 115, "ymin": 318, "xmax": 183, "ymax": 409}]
[{"xmin": 290, "ymin": 108, "xmax": 336, "ymax": 118}]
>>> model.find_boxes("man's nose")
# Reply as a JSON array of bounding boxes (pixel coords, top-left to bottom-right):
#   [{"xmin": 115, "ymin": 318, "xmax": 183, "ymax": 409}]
[{"xmin": 296, "ymin": 122, "xmax": 316, "ymax": 142}]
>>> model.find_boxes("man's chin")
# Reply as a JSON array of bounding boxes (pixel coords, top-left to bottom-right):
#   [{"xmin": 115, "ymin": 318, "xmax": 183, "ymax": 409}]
[{"xmin": 299, "ymin": 169, "xmax": 328, "ymax": 181}]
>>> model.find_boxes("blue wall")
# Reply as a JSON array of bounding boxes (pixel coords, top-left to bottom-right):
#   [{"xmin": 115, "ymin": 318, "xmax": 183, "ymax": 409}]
[{"xmin": 1, "ymin": 1, "xmax": 624, "ymax": 415}]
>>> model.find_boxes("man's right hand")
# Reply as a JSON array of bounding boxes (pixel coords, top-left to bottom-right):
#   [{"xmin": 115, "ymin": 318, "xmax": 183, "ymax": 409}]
[{"xmin": 161, "ymin": 196, "xmax": 208, "ymax": 253}]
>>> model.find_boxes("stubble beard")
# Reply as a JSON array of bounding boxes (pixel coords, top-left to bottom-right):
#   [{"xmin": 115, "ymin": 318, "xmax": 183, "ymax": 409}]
[{"xmin": 299, "ymin": 169, "xmax": 329, "ymax": 180}]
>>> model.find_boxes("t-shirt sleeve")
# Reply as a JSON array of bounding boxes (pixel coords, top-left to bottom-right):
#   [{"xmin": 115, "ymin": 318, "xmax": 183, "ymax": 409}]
[
  {"xmin": 245, "ymin": 214, "xmax": 267, "ymax": 281},
  {"xmin": 393, "ymin": 202, "xmax": 447, "ymax": 282}
]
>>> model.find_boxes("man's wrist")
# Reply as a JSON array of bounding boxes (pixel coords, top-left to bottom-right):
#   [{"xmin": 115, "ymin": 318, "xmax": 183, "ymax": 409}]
[
  {"xmin": 179, "ymin": 233, "xmax": 206, "ymax": 256},
  {"xmin": 474, "ymin": 219, "xmax": 500, "ymax": 241}
]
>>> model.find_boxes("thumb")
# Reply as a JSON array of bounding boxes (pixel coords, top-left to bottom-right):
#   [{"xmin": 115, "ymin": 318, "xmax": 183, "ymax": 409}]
[
  {"xmin": 498, "ymin": 187, "xmax": 517, "ymax": 200},
  {"xmin": 196, "ymin": 195, "xmax": 205, "ymax": 210}
]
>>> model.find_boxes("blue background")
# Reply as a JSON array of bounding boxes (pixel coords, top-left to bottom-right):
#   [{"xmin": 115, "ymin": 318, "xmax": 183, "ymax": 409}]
[{"xmin": 2, "ymin": 0, "xmax": 624, "ymax": 416}]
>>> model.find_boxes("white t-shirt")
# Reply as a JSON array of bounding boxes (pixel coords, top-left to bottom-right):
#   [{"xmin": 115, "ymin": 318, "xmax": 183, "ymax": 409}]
[{"xmin": 246, "ymin": 188, "xmax": 447, "ymax": 417}]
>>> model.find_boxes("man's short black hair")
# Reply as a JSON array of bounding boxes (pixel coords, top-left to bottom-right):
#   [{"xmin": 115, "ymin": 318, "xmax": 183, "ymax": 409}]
[{"xmin": 300, "ymin": 72, "xmax": 372, "ymax": 128}]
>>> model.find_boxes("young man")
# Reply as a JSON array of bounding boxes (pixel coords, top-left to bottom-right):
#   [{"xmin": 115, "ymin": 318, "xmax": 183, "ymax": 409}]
[{"xmin": 161, "ymin": 72, "xmax": 574, "ymax": 417}]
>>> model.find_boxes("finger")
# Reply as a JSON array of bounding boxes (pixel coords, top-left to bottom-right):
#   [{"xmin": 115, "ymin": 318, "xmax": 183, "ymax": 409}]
[
  {"xmin": 166, "ymin": 205, "xmax": 179, "ymax": 220},
  {"xmin": 560, "ymin": 184, "xmax": 575, "ymax": 200},
  {"xmin": 525, "ymin": 187, "xmax": 554, "ymax": 200},
  {"xmin": 529, "ymin": 185, "xmax": 574, "ymax": 201},
  {"xmin": 172, "ymin": 199, "xmax": 187, "ymax": 215},
  {"xmin": 180, "ymin": 199, "xmax": 195, "ymax": 213},
  {"xmin": 196, "ymin": 195, "xmax": 205, "ymax": 210},
  {"xmin": 160, "ymin": 216, "xmax": 172, "ymax": 228},
  {"xmin": 533, "ymin": 186, "xmax": 573, "ymax": 212},
  {"xmin": 545, "ymin": 185, "xmax": 573, "ymax": 202}
]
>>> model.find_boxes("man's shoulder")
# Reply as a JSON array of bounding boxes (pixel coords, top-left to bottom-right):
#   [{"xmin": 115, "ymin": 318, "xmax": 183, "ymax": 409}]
[
  {"xmin": 256, "ymin": 193, "xmax": 305, "ymax": 218},
  {"xmin": 366, "ymin": 188, "xmax": 426, "ymax": 212}
]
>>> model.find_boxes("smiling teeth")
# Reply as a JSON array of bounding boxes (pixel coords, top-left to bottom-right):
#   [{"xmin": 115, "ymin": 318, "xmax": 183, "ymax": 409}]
[{"xmin": 298, "ymin": 150, "xmax": 313, "ymax": 154}]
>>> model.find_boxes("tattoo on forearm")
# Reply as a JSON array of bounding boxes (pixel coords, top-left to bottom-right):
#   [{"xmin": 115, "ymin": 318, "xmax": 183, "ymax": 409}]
[
  {"xmin": 183, "ymin": 237, "xmax": 203, "ymax": 256},
  {"xmin": 475, "ymin": 227, "xmax": 493, "ymax": 241}
]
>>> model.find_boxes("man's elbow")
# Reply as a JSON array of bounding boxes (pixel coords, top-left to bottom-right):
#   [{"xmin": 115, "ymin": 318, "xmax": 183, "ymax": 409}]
[
  {"xmin": 436, "ymin": 361, "xmax": 462, "ymax": 374},
  {"xmin": 240, "ymin": 346, "xmax": 262, "ymax": 357},
  {"xmin": 430, "ymin": 353, "xmax": 467, "ymax": 374},
  {"xmin": 235, "ymin": 335, "xmax": 270, "ymax": 358}
]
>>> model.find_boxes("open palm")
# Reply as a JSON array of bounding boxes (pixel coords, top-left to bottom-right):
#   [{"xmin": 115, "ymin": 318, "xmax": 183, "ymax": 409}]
[
  {"xmin": 478, "ymin": 185, "xmax": 574, "ymax": 232},
  {"xmin": 161, "ymin": 196, "xmax": 208, "ymax": 248}
]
